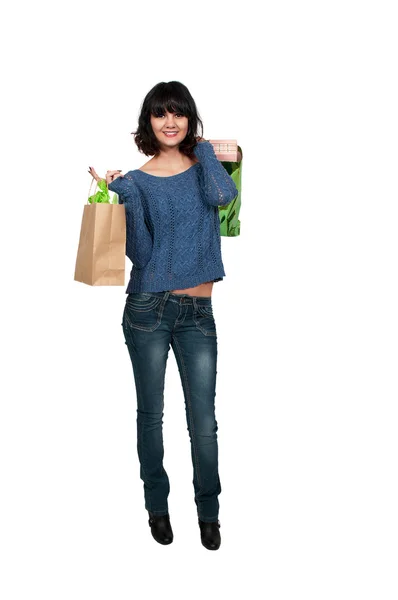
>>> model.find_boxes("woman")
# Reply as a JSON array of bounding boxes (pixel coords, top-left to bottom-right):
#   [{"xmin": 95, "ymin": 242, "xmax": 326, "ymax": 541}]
[{"xmin": 88, "ymin": 81, "xmax": 238, "ymax": 550}]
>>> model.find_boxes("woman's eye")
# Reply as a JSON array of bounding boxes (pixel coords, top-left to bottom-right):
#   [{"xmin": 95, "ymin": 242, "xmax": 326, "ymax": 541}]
[{"xmin": 156, "ymin": 113, "xmax": 184, "ymax": 118}]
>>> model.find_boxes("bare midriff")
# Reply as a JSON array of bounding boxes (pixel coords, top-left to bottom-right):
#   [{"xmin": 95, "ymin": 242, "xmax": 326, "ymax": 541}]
[{"xmin": 170, "ymin": 280, "xmax": 214, "ymax": 297}]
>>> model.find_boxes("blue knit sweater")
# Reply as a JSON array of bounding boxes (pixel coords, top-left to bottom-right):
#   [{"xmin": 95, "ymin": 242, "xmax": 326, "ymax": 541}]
[{"xmin": 108, "ymin": 140, "xmax": 238, "ymax": 293}]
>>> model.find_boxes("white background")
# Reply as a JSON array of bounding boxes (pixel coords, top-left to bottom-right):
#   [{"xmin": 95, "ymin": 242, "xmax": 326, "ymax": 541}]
[{"xmin": 1, "ymin": 1, "xmax": 397, "ymax": 598}]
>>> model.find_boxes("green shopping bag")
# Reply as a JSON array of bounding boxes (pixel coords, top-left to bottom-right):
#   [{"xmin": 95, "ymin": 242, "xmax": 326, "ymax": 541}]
[{"xmin": 219, "ymin": 145, "xmax": 242, "ymax": 236}]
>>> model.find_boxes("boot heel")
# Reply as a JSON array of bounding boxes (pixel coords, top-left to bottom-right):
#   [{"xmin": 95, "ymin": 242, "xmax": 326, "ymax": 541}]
[
  {"xmin": 148, "ymin": 511, "xmax": 174, "ymax": 545},
  {"xmin": 198, "ymin": 518, "xmax": 221, "ymax": 550}
]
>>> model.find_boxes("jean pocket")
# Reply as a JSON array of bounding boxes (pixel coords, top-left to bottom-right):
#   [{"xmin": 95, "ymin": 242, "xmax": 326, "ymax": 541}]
[
  {"xmin": 124, "ymin": 294, "xmax": 163, "ymax": 331},
  {"xmin": 193, "ymin": 305, "xmax": 217, "ymax": 336}
]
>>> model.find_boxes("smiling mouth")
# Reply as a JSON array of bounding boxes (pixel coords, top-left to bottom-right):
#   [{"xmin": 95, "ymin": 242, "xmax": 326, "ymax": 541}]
[{"xmin": 163, "ymin": 131, "xmax": 178, "ymax": 136}]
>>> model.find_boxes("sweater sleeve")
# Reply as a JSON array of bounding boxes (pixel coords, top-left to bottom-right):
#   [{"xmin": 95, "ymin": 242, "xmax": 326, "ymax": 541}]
[
  {"xmin": 108, "ymin": 172, "xmax": 153, "ymax": 269},
  {"xmin": 193, "ymin": 141, "xmax": 238, "ymax": 207}
]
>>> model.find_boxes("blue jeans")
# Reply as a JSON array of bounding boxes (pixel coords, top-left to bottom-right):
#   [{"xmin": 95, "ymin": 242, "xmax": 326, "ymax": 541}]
[{"xmin": 121, "ymin": 290, "xmax": 221, "ymax": 523}]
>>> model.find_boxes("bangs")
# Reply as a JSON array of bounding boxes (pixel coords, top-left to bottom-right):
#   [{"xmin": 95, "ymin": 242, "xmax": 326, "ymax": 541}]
[{"xmin": 149, "ymin": 84, "xmax": 191, "ymax": 117}]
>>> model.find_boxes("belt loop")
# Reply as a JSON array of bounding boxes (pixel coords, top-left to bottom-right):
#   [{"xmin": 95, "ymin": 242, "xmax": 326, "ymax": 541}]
[
  {"xmin": 193, "ymin": 296, "xmax": 198, "ymax": 311},
  {"xmin": 163, "ymin": 291, "xmax": 170, "ymax": 303}
]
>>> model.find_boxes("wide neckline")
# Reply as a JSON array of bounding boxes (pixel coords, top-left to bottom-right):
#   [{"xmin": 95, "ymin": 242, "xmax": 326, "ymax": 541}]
[{"xmin": 135, "ymin": 162, "xmax": 200, "ymax": 179}]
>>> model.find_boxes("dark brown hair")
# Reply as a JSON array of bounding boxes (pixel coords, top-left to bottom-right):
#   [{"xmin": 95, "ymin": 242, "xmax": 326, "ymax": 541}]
[{"xmin": 132, "ymin": 81, "xmax": 204, "ymax": 157}]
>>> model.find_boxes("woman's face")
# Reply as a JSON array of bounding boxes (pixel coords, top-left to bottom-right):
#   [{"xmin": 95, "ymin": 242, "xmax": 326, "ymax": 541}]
[{"xmin": 150, "ymin": 109, "xmax": 189, "ymax": 150}]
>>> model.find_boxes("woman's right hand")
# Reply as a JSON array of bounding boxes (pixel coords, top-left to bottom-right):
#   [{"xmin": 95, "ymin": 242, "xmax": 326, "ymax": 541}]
[
  {"xmin": 88, "ymin": 166, "xmax": 124, "ymax": 185},
  {"xmin": 105, "ymin": 170, "xmax": 124, "ymax": 185}
]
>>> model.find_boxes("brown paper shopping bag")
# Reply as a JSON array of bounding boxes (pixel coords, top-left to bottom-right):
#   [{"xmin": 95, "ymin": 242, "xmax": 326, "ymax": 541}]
[{"xmin": 74, "ymin": 177, "xmax": 126, "ymax": 286}]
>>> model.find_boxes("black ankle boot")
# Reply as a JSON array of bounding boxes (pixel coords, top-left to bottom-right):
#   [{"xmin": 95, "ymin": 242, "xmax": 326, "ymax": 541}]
[
  {"xmin": 148, "ymin": 511, "xmax": 173, "ymax": 545},
  {"xmin": 198, "ymin": 518, "xmax": 221, "ymax": 550}
]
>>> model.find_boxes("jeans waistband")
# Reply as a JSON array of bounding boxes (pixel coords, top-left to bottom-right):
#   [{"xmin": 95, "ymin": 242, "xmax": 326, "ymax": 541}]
[{"xmin": 128, "ymin": 290, "xmax": 213, "ymax": 307}]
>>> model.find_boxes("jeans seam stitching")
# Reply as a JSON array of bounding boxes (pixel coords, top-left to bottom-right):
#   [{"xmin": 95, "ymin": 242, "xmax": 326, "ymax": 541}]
[
  {"xmin": 125, "ymin": 299, "xmax": 163, "ymax": 331},
  {"xmin": 193, "ymin": 311, "xmax": 217, "ymax": 336},
  {"xmin": 172, "ymin": 336, "xmax": 202, "ymax": 488},
  {"xmin": 135, "ymin": 351, "xmax": 153, "ymax": 511}
]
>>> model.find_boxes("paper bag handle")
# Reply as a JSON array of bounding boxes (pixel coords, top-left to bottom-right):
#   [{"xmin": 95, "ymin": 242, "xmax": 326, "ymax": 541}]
[{"xmin": 87, "ymin": 175, "xmax": 109, "ymax": 204}]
